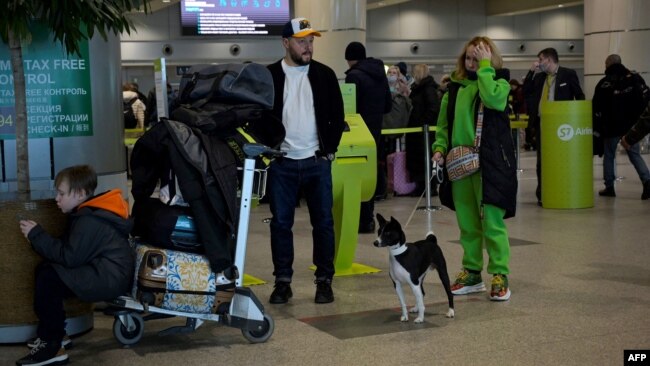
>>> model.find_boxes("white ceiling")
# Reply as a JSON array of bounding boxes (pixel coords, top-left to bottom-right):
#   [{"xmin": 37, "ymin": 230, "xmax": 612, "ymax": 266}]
[{"xmin": 144, "ymin": 0, "xmax": 582, "ymax": 15}]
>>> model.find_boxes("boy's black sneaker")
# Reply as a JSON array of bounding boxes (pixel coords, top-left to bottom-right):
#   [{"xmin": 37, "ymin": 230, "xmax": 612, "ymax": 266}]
[
  {"xmin": 16, "ymin": 339, "xmax": 68, "ymax": 366},
  {"xmin": 27, "ymin": 335, "xmax": 72, "ymax": 350},
  {"xmin": 269, "ymin": 282, "xmax": 292, "ymax": 304},
  {"xmin": 314, "ymin": 279, "xmax": 334, "ymax": 304}
]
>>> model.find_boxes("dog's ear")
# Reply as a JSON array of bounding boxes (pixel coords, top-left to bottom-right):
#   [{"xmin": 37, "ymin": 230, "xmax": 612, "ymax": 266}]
[
  {"xmin": 376, "ymin": 213, "xmax": 387, "ymax": 226},
  {"xmin": 390, "ymin": 216, "xmax": 401, "ymax": 229}
]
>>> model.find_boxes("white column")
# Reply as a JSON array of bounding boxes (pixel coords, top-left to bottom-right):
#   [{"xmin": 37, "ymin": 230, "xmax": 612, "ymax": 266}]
[
  {"xmin": 294, "ymin": 0, "xmax": 366, "ymax": 78},
  {"xmin": 584, "ymin": 0, "xmax": 650, "ymax": 98}
]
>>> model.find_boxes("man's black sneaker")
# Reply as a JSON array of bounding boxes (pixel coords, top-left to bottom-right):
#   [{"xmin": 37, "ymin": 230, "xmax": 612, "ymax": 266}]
[
  {"xmin": 269, "ymin": 282, "xmax": 292, "ymax": 304},
  {"xmin": 642, "ymin": 180, "xmax": 650, "ymax": 200},
  {"xmin": 314, "ymin": 279, "xmax": 334, "ymax": 304},
  {"xmin": 599, "ymin": 187, "xmax": 616, "ymax": 197},
  {"xmin": 27, "ymin": 336, "xmax": 72, "ymax": 350},
  {"xmin": 16, "ymin": 339, "xmax": 68, "ymax": 366}
]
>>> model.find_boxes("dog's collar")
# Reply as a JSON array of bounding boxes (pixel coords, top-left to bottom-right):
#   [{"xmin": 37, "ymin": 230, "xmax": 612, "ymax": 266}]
[{"xmin": 389, "ymin": 243, "xmax": 407, "ymax": 256}]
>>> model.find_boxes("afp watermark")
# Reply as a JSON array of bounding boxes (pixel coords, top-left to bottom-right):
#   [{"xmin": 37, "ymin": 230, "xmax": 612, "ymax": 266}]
[{"xmin": 625, "ymin": 350, "xmax": 649, "ymax": 365}]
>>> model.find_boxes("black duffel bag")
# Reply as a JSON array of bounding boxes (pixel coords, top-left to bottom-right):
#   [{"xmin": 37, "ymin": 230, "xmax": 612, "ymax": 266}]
[{"xmin": 177, "ymin": 63, "xmax": 274, "ymax": 109}]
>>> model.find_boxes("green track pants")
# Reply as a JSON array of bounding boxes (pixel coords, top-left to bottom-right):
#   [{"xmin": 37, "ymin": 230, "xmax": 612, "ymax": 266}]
[{"xmin": 452, "ymin": 173, "xmax": 510, "ymax": 275}]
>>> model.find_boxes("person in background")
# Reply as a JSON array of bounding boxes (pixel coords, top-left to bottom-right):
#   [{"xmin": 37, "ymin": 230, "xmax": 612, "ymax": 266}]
[
  {"xmin": 344, "ymin": 41, "xmax": 392, "ymax": 233},
  {"xmin": 387, "ymin": 65, "xmax": 411, "ymax": 97},
  {"xmin": 509, "ymin": 78, "xmax": 528, "ymax": 149},
  {"xmin": 145, "ymin": 82, "xmax": 175, "ymax": 127},
  {"xmin": 438, "ymin": 74, "xmax": 451, "ymax": 96},
  {"xmin": 383, "ymin": 65, "xmax": 413, "ymax": 157},
  {"xmin": 523, "ymin": 47, "xmax": 584, "ymax": 206},
  {"xmin": 405, "ymin": 64, "xmax": 440, "ymax": 196},
  {"xmin": 130, "ymin": 82, "xmax": 149, "ymax": 110},
  {"xmin": 122, "ymin": 83, "xmax": 146, "ymax": 130},
  {"xmin": 592, "ymin": 54, "xmax": 650, "ymax": 199},
  {"xmin": 508, "ymin": 79, "xmax": 527, "ymax": 118},
  {"xmin": 621, "ymin": 101, "xmax": 650, "ymax": 154},
  {"xmin": 432, "ymin": 36, "xmax": 517, "ymax": 302},
  {"xmin": 15, "ymin": 165, "xmax": 134, "ymax": 366},
  {"xmin": 265, "ymin": 17, "xmax": 346, "ymax": 305},
  {"xmin": 396, "ymin": 61, "xmax": 414, "ymax": 88}
]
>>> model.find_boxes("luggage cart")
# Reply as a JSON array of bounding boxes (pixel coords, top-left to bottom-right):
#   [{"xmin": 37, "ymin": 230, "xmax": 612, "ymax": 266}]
[{"xmin": 107, "ymin": 143, "xmax": 284, "ymax": 346}]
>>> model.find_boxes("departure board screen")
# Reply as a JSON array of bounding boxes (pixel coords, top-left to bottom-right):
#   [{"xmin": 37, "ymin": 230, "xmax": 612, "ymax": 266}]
[{"xmin": 180, "ymin": 0, "xmax": 292, "ymax": 36}]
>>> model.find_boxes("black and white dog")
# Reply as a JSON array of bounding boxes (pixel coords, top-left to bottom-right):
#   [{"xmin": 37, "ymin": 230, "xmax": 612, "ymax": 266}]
[{"xmin": 374, "ymin": 214, "xmax": 455, "ymax": 322}]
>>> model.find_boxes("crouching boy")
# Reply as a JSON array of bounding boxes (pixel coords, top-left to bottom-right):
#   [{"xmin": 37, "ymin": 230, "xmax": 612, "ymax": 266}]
[{"xmin": 16, "ymin": 165, "xmax": 134, "ymax": 366}]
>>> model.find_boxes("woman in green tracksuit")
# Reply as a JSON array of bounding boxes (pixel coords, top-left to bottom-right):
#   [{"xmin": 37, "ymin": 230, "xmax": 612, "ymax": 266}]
[{"xmin": 432, "ymin": 36, "xmax": 517, "ymax": 301}]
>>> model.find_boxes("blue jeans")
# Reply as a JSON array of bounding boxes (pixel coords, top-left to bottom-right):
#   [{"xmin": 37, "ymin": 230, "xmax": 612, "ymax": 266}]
[
  {"xmin": 268, "ymin": 156, "xmax": 335, "ymax": 282},
  {"xmin": 602, "ymin": 137, "xmax": 650, "ymax": 188}
]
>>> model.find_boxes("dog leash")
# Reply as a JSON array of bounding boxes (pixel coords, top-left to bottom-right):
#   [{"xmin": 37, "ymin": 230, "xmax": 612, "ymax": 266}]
[{"xmin": 404, "ymin": 161, "xmax": 444, "ymax": 230}]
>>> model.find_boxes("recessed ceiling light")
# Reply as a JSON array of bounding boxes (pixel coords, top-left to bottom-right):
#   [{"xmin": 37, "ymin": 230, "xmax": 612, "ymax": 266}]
[{"xmin": 558, "ymin": 4, "xmax": 564, "ymax": 7}]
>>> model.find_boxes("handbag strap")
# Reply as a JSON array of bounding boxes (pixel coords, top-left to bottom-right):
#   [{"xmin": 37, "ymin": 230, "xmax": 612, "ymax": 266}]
[{"xmin": 474, "ymin": 102, "xmax": 484, "ymax": 148}]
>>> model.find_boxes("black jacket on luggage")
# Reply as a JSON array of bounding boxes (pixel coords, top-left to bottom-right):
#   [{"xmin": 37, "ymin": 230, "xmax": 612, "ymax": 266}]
[{"xmin": 130, "ymin": 119, "xmax": 238, "ymax": 273}]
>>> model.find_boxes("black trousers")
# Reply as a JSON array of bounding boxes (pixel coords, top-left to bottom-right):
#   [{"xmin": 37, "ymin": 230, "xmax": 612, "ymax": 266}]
[{"xmin": 34, "ymin": 262, "xmax": 74, "ymax": 343}]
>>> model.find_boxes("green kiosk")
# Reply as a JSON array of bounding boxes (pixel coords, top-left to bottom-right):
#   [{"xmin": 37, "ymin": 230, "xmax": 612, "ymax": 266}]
[
  {"xmin": 329, "ymin": 84, "xmax": 380, "ymax": 276},
  {"xmin": 540, "ymin": 100, "xmax": 593, "ymax": 209}
]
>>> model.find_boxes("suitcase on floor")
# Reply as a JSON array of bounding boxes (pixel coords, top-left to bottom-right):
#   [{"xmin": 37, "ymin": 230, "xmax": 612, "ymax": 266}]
[
  {"xmin": 387, "ymin": 151, "xmax": 417, "ymax": 195},
  {"xmin": 133, "ymin": 243, "xmax": 233, "ymax": 314}
]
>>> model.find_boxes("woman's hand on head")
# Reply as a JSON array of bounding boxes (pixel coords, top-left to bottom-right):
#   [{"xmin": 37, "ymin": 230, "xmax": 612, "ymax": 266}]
[{"xmin": 474, "ymin": 42, "xmax": 492, "ymax": 62}]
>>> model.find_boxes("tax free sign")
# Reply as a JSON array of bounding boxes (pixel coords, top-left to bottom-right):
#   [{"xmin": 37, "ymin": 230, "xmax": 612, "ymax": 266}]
[{"xmin": 0, "ymin": 23, "xmax": 93, "ymax": 139}]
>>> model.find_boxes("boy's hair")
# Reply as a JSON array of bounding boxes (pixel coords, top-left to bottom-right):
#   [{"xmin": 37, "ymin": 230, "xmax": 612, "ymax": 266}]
[{"xmin": 55, "ymin": 165, "xmax": 97, "ymax": 196}]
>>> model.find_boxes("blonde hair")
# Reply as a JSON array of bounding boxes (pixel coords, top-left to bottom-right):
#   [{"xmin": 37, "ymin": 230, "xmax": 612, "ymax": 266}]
[
  {"xmin": 387, "ymin": 65, "xmax": 403, "ymax": 77},
  {"xmin": 412, "ymin": 64, "xmax": 430, "ymax": 84},
  {"xmin": 455, "ymin": 36, "xmax": 503, "ymax": 80}
]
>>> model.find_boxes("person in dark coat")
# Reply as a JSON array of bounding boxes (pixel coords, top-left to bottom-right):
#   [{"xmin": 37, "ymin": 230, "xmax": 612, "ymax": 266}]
[
  {"xmin": 16, "ymin": 165, "xmax": 134, "ymax": 366},
  {"xmin": 405, "ymin": 64, "xmax": 441, "ymax": 196},
  {"xmin": 592, "ymin": 54, "xmax": 650, "ymax": 199},
  {"xmin": 523, "ymin": 47, "xmax": 584, "ymax": 206},
  {"xmin": 622, "ymin": 101, "xmax": 650, "ymax": 151},
  {"xmin": 344, "ymin": 41, "xmax": 392, "ymax": 233}
]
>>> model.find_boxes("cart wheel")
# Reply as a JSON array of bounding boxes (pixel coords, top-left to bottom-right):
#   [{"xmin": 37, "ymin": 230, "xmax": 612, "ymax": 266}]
[
  {"xmin": 113, "ymin": 312, "xmax": 144, "ymax": 346},
  {"xmin": 241, "ymin": 313, "xmax": 274, "ymax": 343}
]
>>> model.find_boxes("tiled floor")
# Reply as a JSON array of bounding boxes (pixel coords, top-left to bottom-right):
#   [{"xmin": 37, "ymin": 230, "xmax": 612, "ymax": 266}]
[{"xmin": 2, "ymin": 150, "xmax": 649, "ymax": 366}]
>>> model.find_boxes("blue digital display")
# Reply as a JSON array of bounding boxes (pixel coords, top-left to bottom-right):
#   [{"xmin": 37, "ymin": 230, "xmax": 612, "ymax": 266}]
[{"xmin": 180, "ymin": 0, "xmax": 292, "ymax": 36}]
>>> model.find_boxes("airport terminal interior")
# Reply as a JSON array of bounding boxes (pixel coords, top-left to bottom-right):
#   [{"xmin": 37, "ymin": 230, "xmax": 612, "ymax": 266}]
[
  {"xmin": 1, "ymin": 150, "xmax": 649, "ymax": 365},
  {"xmin": 2, "ymin": 0, "xmax": 650, "ymax": 365}
]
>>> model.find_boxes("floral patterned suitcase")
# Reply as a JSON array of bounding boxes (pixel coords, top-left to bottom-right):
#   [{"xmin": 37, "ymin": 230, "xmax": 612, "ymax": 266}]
[{"xmin": 132, "ymin": 243, "xmax": 233, "ymax": 314}]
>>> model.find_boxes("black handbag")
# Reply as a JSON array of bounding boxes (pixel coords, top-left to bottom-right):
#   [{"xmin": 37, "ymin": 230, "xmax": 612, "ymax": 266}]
[{"xmin": 438, "ymin": 168, "xmax": 455, "ymax": 211}]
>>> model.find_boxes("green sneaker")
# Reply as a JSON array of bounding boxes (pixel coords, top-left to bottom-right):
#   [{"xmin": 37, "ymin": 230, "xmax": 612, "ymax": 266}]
[
  {"xmin": 490, "ymin": 274, "xmax": 511, "ymax": 301},
  {"xmin": 451, "ymin": 269, "xmax": 486, "ymax": 295}
]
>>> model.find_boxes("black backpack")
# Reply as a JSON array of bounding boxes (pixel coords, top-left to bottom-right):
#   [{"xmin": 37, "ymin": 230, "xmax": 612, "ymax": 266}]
[{"xmin": 123, "ymin": 98, "xmax": 138, "ymax": 128}]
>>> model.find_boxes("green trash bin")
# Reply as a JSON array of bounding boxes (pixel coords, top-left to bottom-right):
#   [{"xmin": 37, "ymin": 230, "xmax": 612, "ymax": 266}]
[{"xmin": 540, "ymin": 100, "xmax": 593, "ymax": 209}]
